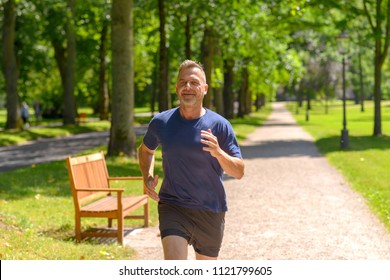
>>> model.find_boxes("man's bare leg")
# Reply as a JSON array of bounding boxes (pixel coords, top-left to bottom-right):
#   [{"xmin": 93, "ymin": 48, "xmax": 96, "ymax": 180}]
[{"xmin": 162, "ymin": 235, "xmax": 188, "ymax": 260}]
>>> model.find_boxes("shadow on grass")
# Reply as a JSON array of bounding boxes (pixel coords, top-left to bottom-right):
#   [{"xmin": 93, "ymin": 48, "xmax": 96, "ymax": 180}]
[
  {"xmin": 39, "ymin": 219, "xmax": 148, "ymax": 245},
  {"xmin": 315, "ymin": 135, "xmax": 390, "ymax": 154},
  {"xmin": 0, "ymin": 161, "xmax": 70, "ymax": 200},
  {"xmin": 40, "ymin": 224, "xmax": 75, "ymax": 242},
  {"xmin": 60, "ymin": 228, "xmax": 143, "ymax": 245}
]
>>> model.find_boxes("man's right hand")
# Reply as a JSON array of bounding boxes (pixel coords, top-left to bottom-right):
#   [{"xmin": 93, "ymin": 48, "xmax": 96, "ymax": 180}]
[{"xmin": 145, "ymin": 174, "xmax": 160, "ymax": 201}]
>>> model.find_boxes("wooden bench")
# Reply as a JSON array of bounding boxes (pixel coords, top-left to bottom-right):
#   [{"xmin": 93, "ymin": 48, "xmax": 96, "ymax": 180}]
[
  {"xmin": 66, "ymin": 151, "xmax": 149, "ymax": 245},
  {"xmin": 76, "ymin": 112, "xmax": 87, "ymax": 123}
]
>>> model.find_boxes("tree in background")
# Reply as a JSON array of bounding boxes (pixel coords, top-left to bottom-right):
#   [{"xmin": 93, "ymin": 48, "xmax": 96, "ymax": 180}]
[
  {"xmin": 96, "ymin": 3, "xmax": 110, "ymax": 120},
  {"xmin": 363, "ymin": 0, "xmax": 390, "ymax": 136},
  {"xmin": 62, "ymin": 0, "xmax": 77, "ymax": 125},
  {"xmin": 158, "ymin": 0, "xmax": 170, "ymax": 112},
  {"xmin": 43, "ymin": 0, "xmax": 77, "ymax": 124},
  {"xmin": 107, "ymin": 0, "xmax": 136, "ymax": 157},
  {"xmin": 1, "ymin": 0, "xmax": 21, "ymax": 129}
]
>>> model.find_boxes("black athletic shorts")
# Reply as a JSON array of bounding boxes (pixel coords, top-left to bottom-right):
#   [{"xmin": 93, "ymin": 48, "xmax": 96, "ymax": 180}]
[{"xmin": 158, "ymin": 202, "xmax": 225, "ymax": 258}]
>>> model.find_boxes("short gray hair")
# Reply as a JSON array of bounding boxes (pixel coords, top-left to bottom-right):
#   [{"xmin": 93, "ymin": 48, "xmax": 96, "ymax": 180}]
[{"xmin": 177, "ymin": 60, "xmax": 206, "ymax": 82}]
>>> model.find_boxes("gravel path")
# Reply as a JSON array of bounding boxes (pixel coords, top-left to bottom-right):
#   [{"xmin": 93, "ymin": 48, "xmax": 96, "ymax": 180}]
[{"xmin": 125, "ymin": 102, "xmax": 390, "ymax": 260}]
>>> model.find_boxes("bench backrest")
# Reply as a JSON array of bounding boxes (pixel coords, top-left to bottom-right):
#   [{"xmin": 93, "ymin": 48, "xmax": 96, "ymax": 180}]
[{"xmin": 66, "ymin": 151, "xmax": 110, "ymax": 209}]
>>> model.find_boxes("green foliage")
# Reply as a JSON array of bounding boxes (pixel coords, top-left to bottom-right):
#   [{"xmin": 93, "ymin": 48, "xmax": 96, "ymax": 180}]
[
  {"xmin": 133, "ymin": 1, "xmax": 159, "ymax": 105},
  {"xmin": 2, "ymin": 0, "xmax": 390, "ymax": 131}
]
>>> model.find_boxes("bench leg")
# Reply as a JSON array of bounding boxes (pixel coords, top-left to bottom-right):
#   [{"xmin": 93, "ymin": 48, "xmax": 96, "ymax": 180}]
[
  {"xmin": 144, "ymin": 203, "xmax": 149, "ymax": 227},
  {"xmin": 108, "ymin": 218, "xmax": 113, "ymax": 228},
  {"xmin": 118, "ymin": 215, "xmax": 124, "ymax": 245},
  {"xmin": 75, "ymin": 214, "xmax": 81, "ymax": 242}
]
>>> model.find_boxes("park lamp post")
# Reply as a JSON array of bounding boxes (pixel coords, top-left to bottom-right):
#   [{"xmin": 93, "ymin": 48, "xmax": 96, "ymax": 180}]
[{"xmin": 337, "ymin": 30, "xmax": 349, "ymax": 149}]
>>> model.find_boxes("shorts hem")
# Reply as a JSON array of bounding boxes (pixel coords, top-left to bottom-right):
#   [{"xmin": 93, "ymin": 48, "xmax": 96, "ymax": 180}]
[{"xmin": 160, "ymin": 228, "xmax": 190, "ymax": 243}]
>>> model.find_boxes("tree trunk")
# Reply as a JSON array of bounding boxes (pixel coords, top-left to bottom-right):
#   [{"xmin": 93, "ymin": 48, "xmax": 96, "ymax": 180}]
[
  {"xmin": 358, "ymin": 51, "xmax": 365, "ymax": 112},
  {"xmin": 63, "ymin": 0, "xmax": 77, "ymax": 125},
  {"xmin": 98, "ymin": 22, "xmax": 109, "ymax": 120},
  {"xmin": 306, "ymin": 96, "xmax": 310, "ymax": 122},
  {"xmin": 256, "ymin": 93, "xmax": 265, "ymax": 111},
  {"xmin": 201, "ymin": 26, "xmax": 215, "ymax": 109},
  {"xmin": 223, "ymin": 58, "xmax": 235, "ymax": 119},
  {"xmin": 245, "ymin": 72, "xmax": 252, "ymax": 115},
  {"xmin": 108, "ymin": 0, "xmax": 136, "ymax": 157},
  {"xmin": 185, "ymin": 14, "xmax": 191, "ymax": 59},
  {"xmin": 237, "ymin": 64, "xmax": 249, "ymax": 118},
  {"xmin": 213, "ymin": 40, "xmax": 224, "ymax": 115},
  {"xmin": 373, "ymin": 43, "xmax": 382, "ymax": 136},
  {"xmin": 364, "ymin": 0, "xmax": 390, "ymax": 136},
  {"xmin": 158, "ymin": 0, "xmax": 170, "ymax": 111},
  {"xmin": 52, "ymin": 38, "xmax": 67, "ymax": 90},
  {"xmin": 325, "ymin": 87, "xmax": 329, "ymax": 114},
  {"xmin": 151, "ymin": 53, "xmax": 159, "ymax": 114},
  {"xmin": 2, "ymin": 0, "xmax": 21, "ymax": 130}
]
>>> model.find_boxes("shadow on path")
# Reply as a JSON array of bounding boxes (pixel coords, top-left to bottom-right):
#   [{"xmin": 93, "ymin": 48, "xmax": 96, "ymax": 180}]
[{"xmin": 241, "ymin": 139, "xmax": 322, "ymax": 159}]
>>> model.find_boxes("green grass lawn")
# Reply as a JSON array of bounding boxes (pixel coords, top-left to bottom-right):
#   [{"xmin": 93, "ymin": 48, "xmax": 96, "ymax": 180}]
[
  {"xmin": 287, "ymin": 100, "xmax": 390, "ymax": 232},
  {"xmin": 0, "ymin": 106, "xmax": 271, "ymax": 260}
]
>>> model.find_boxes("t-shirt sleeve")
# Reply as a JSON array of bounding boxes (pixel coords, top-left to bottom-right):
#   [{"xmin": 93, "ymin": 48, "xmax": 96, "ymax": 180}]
[
  {"xmin": 143, "ymin": 118, "xmax": 160, "ymax": 150},
  {"xmin": 219, "ymin": 122, "xmax": 242, "ymax": 159}
]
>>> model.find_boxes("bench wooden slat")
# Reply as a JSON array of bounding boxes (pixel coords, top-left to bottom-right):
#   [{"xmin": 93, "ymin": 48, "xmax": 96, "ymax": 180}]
[
  {"xmin": 66, "ymin": 151, "xmax": 149, "ymax": 245},
  {"xmin": 80, "ymin": 195, "xmax": 147, "ymax": 212}
]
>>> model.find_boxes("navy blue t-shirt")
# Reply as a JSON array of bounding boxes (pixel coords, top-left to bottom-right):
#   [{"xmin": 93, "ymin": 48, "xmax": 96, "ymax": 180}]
[{"xmin": 143, "ymin": 107, "xmax": 242, "ymax": 213}]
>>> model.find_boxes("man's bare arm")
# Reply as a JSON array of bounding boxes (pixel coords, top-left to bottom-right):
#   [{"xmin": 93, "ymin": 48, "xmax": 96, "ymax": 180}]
[
  {"xmin": 200, "ymin": 129, "xmax": 244, "ymax": 179},
  {"xmin": 138, "ymin": 143, "xmax": 160, "ymax": 201}
]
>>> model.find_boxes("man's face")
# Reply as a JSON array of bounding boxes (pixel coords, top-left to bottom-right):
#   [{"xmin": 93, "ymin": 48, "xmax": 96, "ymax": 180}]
[{"xmin": 176, "ymin": 67, "xmax": 208, "ymax": 108}]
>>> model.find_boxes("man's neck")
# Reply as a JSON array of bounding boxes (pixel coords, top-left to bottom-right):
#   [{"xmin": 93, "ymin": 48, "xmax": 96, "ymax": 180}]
[{"xmin": 179, "ymin": 106, "xmax": 206, "ymax": 120}]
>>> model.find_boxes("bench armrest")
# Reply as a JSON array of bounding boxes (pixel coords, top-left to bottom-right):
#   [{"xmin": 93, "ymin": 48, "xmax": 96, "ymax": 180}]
[
  {"xmin": 108, "ymin": 176, "xmax": 143, "ymax": 181},
  {"xmin": 76, "ymin": 188, "xmax": 124, "ymax": 193},
  {"xmin": 107, "ymin": 177, "xmax": 147, "ymax": 196}
]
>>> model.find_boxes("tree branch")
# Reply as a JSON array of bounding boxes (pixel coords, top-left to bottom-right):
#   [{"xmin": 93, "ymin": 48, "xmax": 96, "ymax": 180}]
[{"xmin": 363, "ymin": 0, "xmax": 376, "ymax": 33}]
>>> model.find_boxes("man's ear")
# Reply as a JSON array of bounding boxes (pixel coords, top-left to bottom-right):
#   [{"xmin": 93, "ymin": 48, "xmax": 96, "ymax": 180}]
[{"xmin": 204, "ymin": 84, "xmax": 209, "ymax": 95}]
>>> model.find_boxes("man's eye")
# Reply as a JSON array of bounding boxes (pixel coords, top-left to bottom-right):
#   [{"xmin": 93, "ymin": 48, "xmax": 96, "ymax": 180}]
[{"xmin": 179, "ymin": 81, "xmax": 199, "ymax": 87}]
